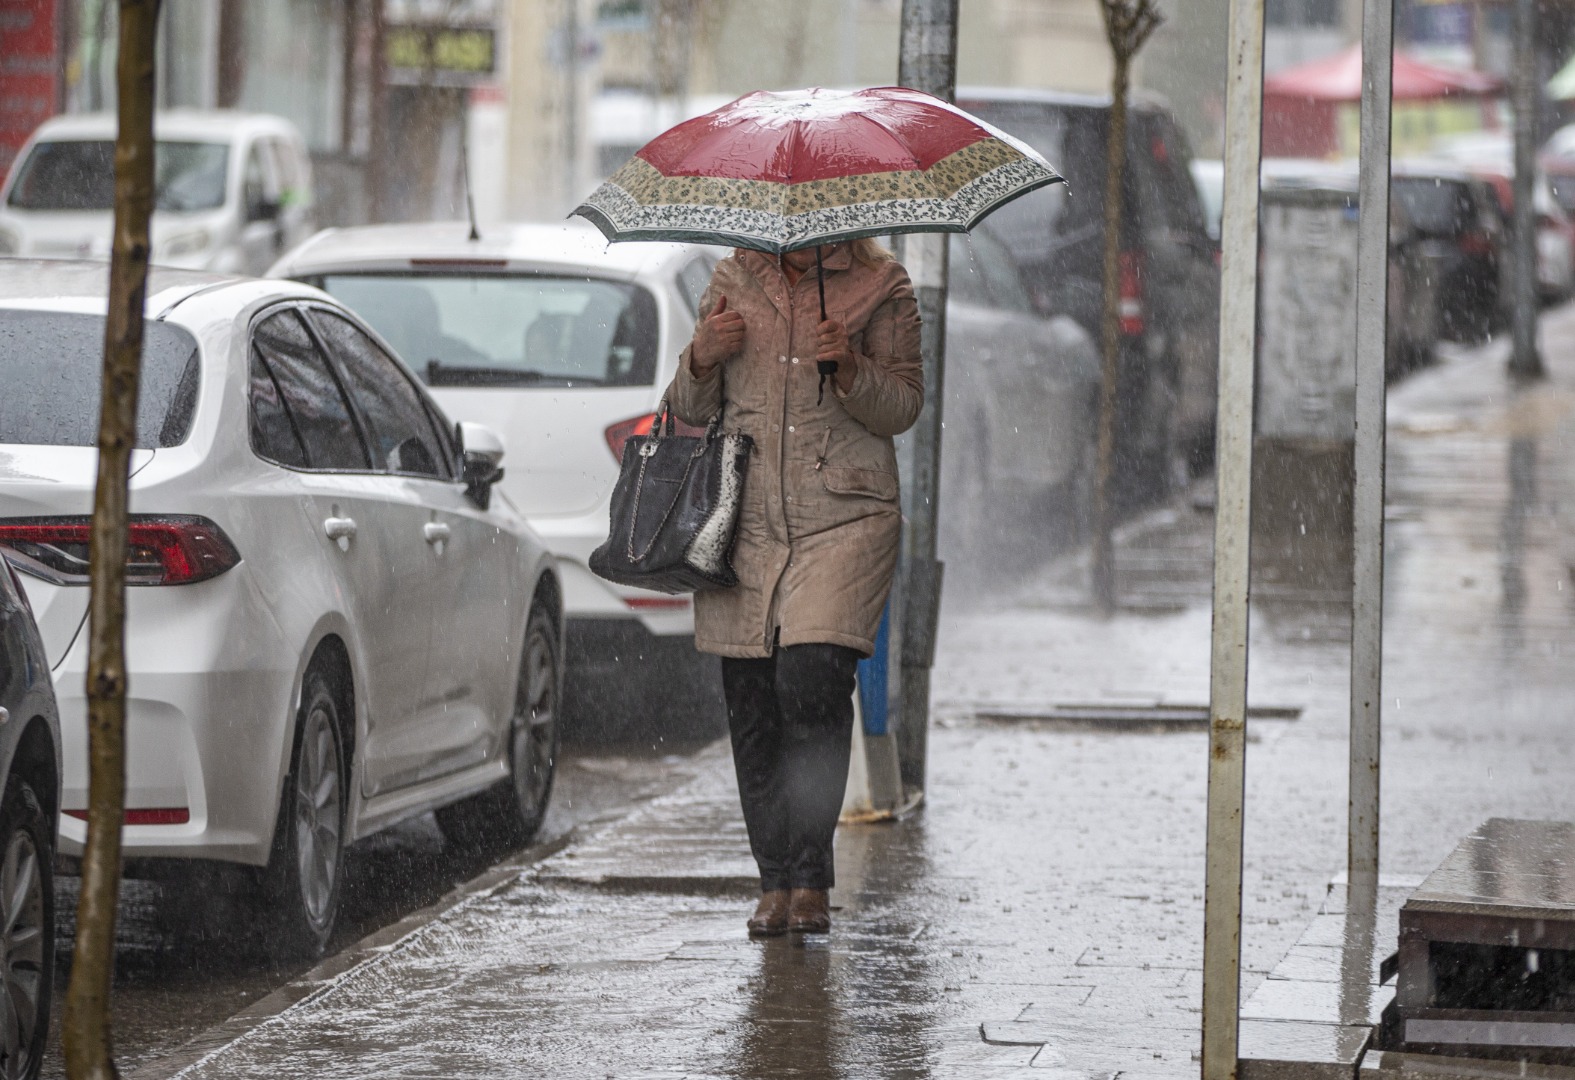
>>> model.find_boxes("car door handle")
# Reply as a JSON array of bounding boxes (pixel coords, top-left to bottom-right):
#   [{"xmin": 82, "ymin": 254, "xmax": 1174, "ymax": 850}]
[
  {"xmin": 423, "ymin": 522, "xmax": 451, "ymax": 545},
  {"xmin": 323, "ymin": 517, "xmax": 357, "ymax": 541}
]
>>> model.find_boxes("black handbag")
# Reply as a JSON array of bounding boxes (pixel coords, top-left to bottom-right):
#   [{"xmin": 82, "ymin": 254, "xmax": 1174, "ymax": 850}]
[{"xmin": 590, "ymin": 400, "xmax": 753, "ymax": 594}]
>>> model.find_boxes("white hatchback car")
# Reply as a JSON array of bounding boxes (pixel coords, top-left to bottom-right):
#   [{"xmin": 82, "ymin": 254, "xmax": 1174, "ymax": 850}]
[
  {"xmin": 270, "ymin": 222, "xmax": 721, "ymax": 733},
  {"xmin": 0, "ymin": 260, "xmax": 561, "ymax": 953},
  {"xmin": 0, "ymin": 110, "xmax": 315, "ymax": 276}
]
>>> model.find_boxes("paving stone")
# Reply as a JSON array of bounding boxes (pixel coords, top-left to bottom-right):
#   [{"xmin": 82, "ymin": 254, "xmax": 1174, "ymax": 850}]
[
  {"xmin": 1241, "ymin": 978, "xmax": 1392, "ymax": 1027},
  {"xmin": 1238, "ymin": 1018, "xmax": 1371, "ymax": 1080},
  {"xmin": 1266, "ymin": 944, "xmax": 1387, "ymax": 986}
]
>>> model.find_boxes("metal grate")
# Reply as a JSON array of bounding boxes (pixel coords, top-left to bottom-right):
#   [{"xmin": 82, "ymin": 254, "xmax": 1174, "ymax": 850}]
[{"xmin": 974, "ymin": 703, "xmax": 1302, "ymax": 732}]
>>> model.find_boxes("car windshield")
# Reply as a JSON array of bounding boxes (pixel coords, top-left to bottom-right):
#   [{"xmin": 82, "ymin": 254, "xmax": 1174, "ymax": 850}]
[
  {"xmin": 6, "ymin": 140, "xmax": 230, "ymax": 212},
  {"xmin": 0, "ymin": 310, "xmax": 199, "ymax": 447},
  {"xmin": 314, "ymin": 273, "xmax": 660, "ymax": 388}
]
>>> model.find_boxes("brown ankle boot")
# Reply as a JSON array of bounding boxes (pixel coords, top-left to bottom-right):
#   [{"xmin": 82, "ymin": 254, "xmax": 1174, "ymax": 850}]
[
  {"xmin": 747, "ymin": 890, "xmax": 790, "ymax": 937},
  {"xmin": 787, "ymin": 888, "xmax": 831, "ymax": 933}
]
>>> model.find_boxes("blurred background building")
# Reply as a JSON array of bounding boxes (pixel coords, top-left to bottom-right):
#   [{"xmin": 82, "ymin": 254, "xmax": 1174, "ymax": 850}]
[{"xmin": 2, "ymin": 0, "xmax": 1574, "ymax": 228}]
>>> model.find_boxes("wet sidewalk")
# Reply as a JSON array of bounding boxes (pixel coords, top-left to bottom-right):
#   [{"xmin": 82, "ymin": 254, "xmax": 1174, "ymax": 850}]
[{"xmin": 133, "ymin": 309, "xmax": 1575, "ymax": 1079}]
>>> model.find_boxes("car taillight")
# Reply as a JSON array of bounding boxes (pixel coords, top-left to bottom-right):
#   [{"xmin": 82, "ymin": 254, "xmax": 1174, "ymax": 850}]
[
  {"xmin": 64, "ymin": 807, "xmax": 190, "ymax": 825},
  {"xmin": 1119, "ymin": 250, "xmax": 1145, "ymax": 336},
  {"xmin": 623, "ymin": 596, "xmax": 691, "ymax": 610},
  {"xmin": 604, "ymin": 413, "xmax": 706, "ymax": 460},
  {"xmin": 1459, "ymin": 230, "xmax": 1495, "ymax": 256},
  {"xmin": 0, "ymin": 515, "xmax": 241, "ymax": 586}
]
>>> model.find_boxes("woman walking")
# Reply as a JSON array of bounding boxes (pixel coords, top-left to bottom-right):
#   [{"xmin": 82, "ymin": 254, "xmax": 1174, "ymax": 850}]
[{"xmin": 666, "ymin": 239, "xmax": 923, "ymax": 937}]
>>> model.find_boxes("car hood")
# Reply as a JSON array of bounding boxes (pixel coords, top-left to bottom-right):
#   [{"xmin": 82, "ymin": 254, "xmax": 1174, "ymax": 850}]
[{"xmin": 1, "ymin": 209, "xmax": 228, "ymax": 261}]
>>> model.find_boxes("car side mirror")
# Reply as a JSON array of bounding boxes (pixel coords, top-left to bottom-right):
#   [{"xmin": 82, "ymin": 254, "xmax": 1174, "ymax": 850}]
[
  {"xmin": 247, "ymin": 195, "xmax": 281, "ymax": 223},
  {"xmin": 457, "ymin": 421, "xmax": 505, "ymax": 509}
]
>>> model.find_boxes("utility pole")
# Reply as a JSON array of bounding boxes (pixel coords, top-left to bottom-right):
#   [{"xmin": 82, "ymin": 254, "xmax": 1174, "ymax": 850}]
[
  {"xmin": 892, "ymin": 0, "xmax": 956, "ymax": 796},
  {"xmin": 1198, "ymin": 0, "xmax": 1262, "ymax": 1071},
  {"xmin": 64, "ymin": 4, "xmax": 160, "ymax": 1078},
  {"xmin": 1509, "ymin": 0, "xmax": 1545, "ymax": 379}
]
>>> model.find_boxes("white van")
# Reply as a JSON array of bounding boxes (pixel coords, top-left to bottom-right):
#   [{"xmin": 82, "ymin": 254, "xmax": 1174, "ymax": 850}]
[{"xmin": 0, "ymin": 110, "xmax": 315, "ymax": 276}]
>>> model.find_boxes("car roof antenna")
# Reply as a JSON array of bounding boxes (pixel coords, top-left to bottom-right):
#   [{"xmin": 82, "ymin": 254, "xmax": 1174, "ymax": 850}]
[{"xmin": 461, "ymin": 117, "xmax": 481, "ymax": 242}]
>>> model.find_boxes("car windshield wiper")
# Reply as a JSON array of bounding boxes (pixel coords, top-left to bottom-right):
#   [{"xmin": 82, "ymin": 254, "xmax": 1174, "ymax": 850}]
[{"xmin": 423, "ymin": 360, "xmax": 600, "ymax": 388}]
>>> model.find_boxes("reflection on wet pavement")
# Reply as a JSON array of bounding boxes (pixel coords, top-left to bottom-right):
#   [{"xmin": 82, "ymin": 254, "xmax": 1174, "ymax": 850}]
[{"xmin": 41, "ymin": 748, "xmax": 710, "ymax": 1079}]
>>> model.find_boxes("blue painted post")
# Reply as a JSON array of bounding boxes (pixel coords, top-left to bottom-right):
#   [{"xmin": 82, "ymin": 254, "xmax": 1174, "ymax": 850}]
[{"xmin": 857, "ymin": 606, "xmax": 891, "ymax": 737}]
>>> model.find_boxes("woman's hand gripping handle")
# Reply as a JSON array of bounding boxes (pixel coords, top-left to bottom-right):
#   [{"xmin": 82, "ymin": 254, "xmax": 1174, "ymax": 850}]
[{"xmin": 689, "ymin": 295, "xmax": 746, "ymax": 378}]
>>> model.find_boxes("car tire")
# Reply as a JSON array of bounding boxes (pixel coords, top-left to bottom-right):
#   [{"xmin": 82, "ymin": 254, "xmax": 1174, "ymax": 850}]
[
  {"xmin": 264, "ymin": 670, "xmax": 346, "ymax": 957},
  {"xmin": 0, "ymin": 780, "xmax": 51, "ymax": 1080},
  {"xmin": 436, "ymin": 603, "xmax": 559, "ymax": 850}
]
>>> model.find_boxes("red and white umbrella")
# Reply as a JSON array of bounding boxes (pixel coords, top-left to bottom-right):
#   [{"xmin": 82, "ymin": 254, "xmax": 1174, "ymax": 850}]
[{"xmin": 571, "ymin": 86, "xmax": 1064, "ymax": 256}]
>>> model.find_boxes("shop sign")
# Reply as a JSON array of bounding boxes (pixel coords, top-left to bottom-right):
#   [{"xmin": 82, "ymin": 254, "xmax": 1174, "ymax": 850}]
[
  {"xmin": 0, "ymin": 0, "xmax": 58, "ymax": 176},
  {"xmin": 387, "ymin": 25, "xmax": 497, "ymax": 86}
]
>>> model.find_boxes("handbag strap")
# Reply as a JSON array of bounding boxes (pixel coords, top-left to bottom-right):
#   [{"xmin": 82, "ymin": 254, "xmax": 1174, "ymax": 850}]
[
  {"xmin": 651, "ymin": 359, "xmax": 727, "ymax": 441},
  {"xmin": 625, "ymin": 437, "xmax": 703, "ymax": 564}
]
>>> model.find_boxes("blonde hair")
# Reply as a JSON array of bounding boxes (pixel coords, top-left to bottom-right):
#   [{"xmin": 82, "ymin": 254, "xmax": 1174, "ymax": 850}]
[
  {"xmin": 851, "ymin": 237, "xmax": 895, "ymax": 267},
  {"xmin": 748, "ymin": 238, "xmax": 895, "ymax": 267}
]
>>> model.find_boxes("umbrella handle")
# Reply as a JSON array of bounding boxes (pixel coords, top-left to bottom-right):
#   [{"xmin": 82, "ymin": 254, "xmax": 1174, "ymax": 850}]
[
  {"xmin": 814, "ymin": 245, "xmax": 837, "ymax": 404},
  {"xmin": 815, "ymin": 245, "xmax": 827, "ymax": 322}
]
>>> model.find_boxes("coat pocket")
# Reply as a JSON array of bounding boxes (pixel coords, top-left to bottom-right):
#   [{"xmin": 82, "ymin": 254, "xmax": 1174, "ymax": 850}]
[{"xmin": 820, "ymin": 465, "xmax": 898, "ymax": 502}]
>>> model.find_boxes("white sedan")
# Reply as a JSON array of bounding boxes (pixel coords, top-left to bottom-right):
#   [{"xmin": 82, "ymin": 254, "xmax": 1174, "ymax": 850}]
[
  {"xmin": 0, "ymin": 260, "xmax": 561, "ymax": 954},
  {"xmin": 269, "ymin": 222, "xmax": 721, "ymax": 734}
]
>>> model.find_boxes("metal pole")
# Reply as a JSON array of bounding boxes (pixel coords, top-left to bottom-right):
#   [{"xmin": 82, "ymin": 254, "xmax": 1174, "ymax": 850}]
[
  {"xmin": 1508, "ymin": 0, "xmax": 1544, "ymax": 379},
  {"xmin": 893, "ymin": 0, "xmax": 956, "ymax": 796},
  {"xmin": 1199, "ymin": 0, "xmax": 1263, "ymax": 1072},
  {"xmin": 1349, "ymin": 0, "xmax": 1394, "ymax": 897}
]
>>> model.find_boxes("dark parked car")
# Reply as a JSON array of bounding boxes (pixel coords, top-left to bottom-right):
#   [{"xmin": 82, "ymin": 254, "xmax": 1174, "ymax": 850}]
[
  {"xmin": 940, "ymin": 225, "xmax": 1101, "ymax": 575},
  {"xmin": 1390, "ymin": 163, "xmax": 1507, "ymax": 343},
  {"xmin": 956, "ymin": 88, "xmax": 1222, "ymax": 506},
  {"xmin": 0, "ymin": 553, "xmax": 61, "ymax": 1080}
]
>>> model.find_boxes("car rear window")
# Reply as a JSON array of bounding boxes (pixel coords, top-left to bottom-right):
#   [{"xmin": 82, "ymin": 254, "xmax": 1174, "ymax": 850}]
[
  {"xmin": 1393, "ymin": 178, "xmax": 1475, "ymax": 238},
  {"xmin": 6, "ymin": 139, "xmax": 230, "ymax": 212},
  {"xmin": 0, "ymin": 310, "xmax": 200, "ymax": 448},
  {"xmin": 313, "ymin": 273, "xmax": 660, "ymax": 388}
]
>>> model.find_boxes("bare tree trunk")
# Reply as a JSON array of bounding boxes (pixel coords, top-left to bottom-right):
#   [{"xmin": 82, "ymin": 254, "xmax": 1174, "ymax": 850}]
[
  {"xmin": 1090, "ymin": 0, "xmax": 1162, "ymax": 614},
  {"xmin": 1091, "ymin": 51, "xmax": 1130, "ymax": 613},
  {"xmin": 63, "ymin": 3, "xmax": 160, "ymax": 1078}
]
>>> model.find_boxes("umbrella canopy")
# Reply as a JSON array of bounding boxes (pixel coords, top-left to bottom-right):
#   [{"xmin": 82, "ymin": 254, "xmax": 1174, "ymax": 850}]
[
  {"xmin": 1264, "ymin": 44, "xmax": 1504, "ymax": 102},
  {"xmin": 571, "ymin": 86, "xmax": 1063, "ymax": 254}
]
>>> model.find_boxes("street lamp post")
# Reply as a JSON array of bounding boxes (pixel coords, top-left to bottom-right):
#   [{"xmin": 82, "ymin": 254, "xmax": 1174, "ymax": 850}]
[{"xmin": 892, "ymin": 0, "xmax": 956, "ymax": 797}]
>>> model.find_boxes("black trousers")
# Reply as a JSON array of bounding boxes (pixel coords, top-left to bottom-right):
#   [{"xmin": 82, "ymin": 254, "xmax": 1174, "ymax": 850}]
[{"xmin": 721, "ymin": 643, "xmax": 860, "ymax": 892}]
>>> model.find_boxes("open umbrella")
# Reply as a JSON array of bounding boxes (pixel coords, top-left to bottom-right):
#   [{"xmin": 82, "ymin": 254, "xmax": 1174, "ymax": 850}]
[{"xmin": 572, "ymin": 86, "xmax": 1062, "ymax": 397}]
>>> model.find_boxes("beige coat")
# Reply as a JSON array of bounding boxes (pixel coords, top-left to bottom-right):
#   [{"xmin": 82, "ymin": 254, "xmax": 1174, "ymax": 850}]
[{"xmin": 666, "ymin": 246, "xmax": 924, "ymax": 658}]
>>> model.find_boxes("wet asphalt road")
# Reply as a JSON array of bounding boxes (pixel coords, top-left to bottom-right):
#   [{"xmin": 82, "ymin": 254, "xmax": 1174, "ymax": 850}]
[{"xmin": 39, "ymin": 741, "xmax": 714, "ymax": 1079}]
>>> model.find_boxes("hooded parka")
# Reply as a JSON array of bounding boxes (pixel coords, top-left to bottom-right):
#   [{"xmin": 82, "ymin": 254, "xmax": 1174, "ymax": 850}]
[{"xmin": 666, "ymin": 246, "xmax": 924, "ymax": 659}]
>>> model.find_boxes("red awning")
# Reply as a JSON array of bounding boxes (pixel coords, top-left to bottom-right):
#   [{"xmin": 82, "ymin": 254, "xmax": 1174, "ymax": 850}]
[{"xmin": 1264, "ymin": 44, "xmax": 1503, "ymax": 102}]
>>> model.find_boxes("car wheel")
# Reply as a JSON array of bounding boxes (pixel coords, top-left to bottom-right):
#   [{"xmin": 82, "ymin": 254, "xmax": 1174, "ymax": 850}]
[
  {"xmin": 0, "ymin": 781, "xmax": 49, "ymax": 1080},
  {"xmin": 266, "ymin": 671, "xmax": 345, "ymax": 957},
  {"xmin": 437, "ymin": 603, "xmax": 559, "ymax": 849}
]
